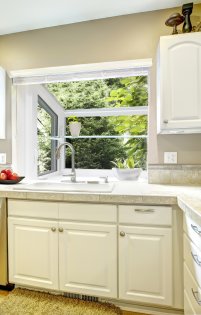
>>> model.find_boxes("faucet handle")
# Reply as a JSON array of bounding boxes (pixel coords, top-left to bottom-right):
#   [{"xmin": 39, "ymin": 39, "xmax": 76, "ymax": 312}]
[{"xmin": 99, "ymin": 176, "xmax": 109, "ymax": 183}]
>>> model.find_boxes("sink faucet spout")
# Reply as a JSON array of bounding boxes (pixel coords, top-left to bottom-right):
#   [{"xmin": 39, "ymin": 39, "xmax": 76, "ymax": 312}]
[{"xmin": 55, "ymin": 142, "xmax": 76, "ymax": 182}]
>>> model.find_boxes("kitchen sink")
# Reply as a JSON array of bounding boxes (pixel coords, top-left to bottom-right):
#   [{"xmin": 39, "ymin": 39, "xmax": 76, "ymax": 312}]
[{"xmin": 13, "ymin": 181, "xmax": 114, "ymax": 193}]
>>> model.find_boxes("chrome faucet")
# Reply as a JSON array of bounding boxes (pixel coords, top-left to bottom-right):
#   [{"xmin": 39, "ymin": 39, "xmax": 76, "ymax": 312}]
[{"xmin": 55, "ymin": 142, "xmax": 76, "ymax": 182}]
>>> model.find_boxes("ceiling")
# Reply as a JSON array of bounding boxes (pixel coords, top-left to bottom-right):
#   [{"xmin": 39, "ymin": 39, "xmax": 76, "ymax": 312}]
[{"xmin": 0, "ymin": 0, "xmax": 200, "ymax": 35}]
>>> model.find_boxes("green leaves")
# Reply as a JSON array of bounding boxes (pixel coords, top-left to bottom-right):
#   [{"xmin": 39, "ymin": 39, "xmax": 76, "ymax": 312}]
[{"xmin": 47, "ymin": 76, "xmax": 148, "ymax": 170}]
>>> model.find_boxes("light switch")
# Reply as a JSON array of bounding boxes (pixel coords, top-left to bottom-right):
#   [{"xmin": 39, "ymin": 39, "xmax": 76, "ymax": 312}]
[
  {"xmin": 0, "ymin": 153, "xmax": 6, "ymax": 164},
  {"xmin": 164, "ymin": 152, "xmax": 177, "ymax": 164}
]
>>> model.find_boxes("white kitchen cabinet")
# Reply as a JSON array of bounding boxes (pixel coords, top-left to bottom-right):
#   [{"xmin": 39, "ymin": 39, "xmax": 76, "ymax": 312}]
[
  {"xmin": 59, "ymin": 222, "xmax": 117, "ymax": 297},
  {"xmin": 0, "ymin": 67, "xmax": 6, "ymax": 139},
  {"xmin": 183, "ymin": 214, "xmax": 201, "ymax": 315},
  {"xmin": 119, "ymin": 225, "xmax": 172, "ymax": 306},
  {"xmin": 8, "ymin": 217, "xmax": 59, "ymax": 290},
  {"xmin": 157, "ymin": 33, "xmax": 201, "ymax": 134},
  {"xmin": 8, "ymin": 200, "xmax": 117, "ymax": 298},
  {"xmin": 8, "ymin": 200, "xmax": 182, "ymax": 311}
]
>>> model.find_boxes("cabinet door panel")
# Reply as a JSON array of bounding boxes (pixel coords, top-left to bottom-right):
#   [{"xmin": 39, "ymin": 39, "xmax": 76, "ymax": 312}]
[
  {"xmin": 8, "ymin": 217, "xmax": 58, "ymax": 290},
  {"xmin": 119, "ymin": 225, "xmax": 172, "ymax": 306},
  {"xmin": 59, "ymin": 222, "xmax": 117, "ymax": 298},
  {"xmin": 158, "ymin": 33, "xmax": 201, "ymax": 133}
]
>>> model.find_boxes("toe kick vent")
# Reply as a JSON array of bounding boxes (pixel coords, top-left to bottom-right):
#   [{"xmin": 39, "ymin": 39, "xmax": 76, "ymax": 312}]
[{"xmin": 64, "ymin": 292, "xmax": 98, "ymax": 302}]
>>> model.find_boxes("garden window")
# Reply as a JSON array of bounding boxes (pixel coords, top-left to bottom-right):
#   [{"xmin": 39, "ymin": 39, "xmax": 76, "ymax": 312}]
[{"xmin": 11, "ymin": 60, "xmax": 151, "ymax": 179}]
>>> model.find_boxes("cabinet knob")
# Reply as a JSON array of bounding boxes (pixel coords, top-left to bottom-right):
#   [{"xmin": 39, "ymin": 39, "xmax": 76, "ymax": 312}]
[
  {"xmin": 163, "ymin": 120, "xmax": 168, "ymax": 124},
  {"xmin": 58, "ymin": 227, "xmax": 64, "ymax": 233},
  {"xmin": 51, "ymin": 227, "xmax": 56, "ymax": 232},
  {"xmin": 120, "ymin": 231, "xmax": 125, "ymax": 237}
]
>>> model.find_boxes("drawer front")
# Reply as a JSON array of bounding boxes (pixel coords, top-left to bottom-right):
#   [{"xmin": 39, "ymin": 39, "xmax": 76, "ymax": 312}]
[
  {"xmin": 184, "ymin": 215, "xmax": 201, "ymax": 252},
  {"xmin": 184, "ymin": 233, "xmax": 201, "ymax": 288},
  {"xmin": 8, "ymin": 200, "xmax": 58, "ymax": 219},
  {"xmin": 184, "ymin": 263, "xmax": 201, "ymax": 315},
  {"xmin": 184, "ymin": 290, "xmax": 196, "ymax": 315},
  {"xmin": 119, "ymin": 205, "xmax": 172, "ymax": 226},
  {"xmin": 59, "ymin": 203, "xmax": 117, "ymax": 222}
]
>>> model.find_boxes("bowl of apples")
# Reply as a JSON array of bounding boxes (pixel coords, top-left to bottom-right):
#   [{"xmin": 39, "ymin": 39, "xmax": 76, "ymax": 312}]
[{"xmin": 0, "ymin": 169, "xmax": 25, "ymax": 184}]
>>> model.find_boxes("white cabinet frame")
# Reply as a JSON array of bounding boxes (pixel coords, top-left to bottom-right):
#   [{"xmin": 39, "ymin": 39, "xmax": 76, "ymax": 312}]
[{"xmin": 0, "ymin": 68, "xmax": 6, "ymax": 139}]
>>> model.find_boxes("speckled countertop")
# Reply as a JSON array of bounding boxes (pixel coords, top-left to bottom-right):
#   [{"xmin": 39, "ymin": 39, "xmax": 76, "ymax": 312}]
[{"xmin": 0, "ymin": 181, "xmax": 201, "ymax": 217}]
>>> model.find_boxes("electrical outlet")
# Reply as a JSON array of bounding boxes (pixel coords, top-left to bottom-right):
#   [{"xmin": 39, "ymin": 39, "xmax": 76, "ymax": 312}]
[
  {"xmin": 0, "ymin": 153, "xmax": 6, "ymax": 164},
  {"xmin": 164, "ymin": 152, "xmax": 177, "ymax": 164}
]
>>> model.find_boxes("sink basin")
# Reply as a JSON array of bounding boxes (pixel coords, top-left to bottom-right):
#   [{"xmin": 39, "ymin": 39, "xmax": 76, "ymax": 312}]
[{"xmin": 13, "ymin": 182, "xmax": 114, "ymax": 193}]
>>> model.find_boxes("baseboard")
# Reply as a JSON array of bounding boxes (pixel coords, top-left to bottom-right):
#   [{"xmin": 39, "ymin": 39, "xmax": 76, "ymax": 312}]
[{"xmin": 100, "ymin": 298, "xmax": 184, "ymax": 315}]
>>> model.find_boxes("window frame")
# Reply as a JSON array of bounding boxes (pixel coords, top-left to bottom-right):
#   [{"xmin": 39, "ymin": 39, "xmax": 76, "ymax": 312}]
[
  {"xmin": 37, "ymin": 96, "xmax": 58, "ymax": 176},
  {"xmin": 12, "ymin": 60, "xmax": 151, "ymax": 178}
]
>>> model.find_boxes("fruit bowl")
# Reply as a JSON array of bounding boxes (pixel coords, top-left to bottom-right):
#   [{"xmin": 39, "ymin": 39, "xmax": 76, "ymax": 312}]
[{"xmin": 0, "ymin": 176, "xmax": 25, "ymax": 185}]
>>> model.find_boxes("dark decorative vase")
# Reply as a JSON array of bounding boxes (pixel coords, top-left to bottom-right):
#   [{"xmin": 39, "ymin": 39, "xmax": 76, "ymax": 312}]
[
  {"xmin": 182, "ymin": 2, "xmax": 193, "ymax": 33},
  {"xmin": 165, "ymin": 13, "xmax": 184, "ymax": 34}
]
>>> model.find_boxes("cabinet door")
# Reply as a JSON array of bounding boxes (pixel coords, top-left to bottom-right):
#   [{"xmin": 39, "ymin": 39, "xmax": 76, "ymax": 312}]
[
  {"xmin": 119, "ymin": 225, "xmax": 172, "ymax": 306},
  {"xmin": 59, "ymin": 222, "xmax": 117, "ymax": 298},
  {"xmin": 8, "ymin": 217, "xmax": 58, "ymax": 290},
  {"xmin": 158, "ymin": 33, "xmax": 201, "ymax": 133}
]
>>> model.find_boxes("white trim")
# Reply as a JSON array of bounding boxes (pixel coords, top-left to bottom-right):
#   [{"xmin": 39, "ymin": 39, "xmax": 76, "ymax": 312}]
[
  {"xmin": 65, "ymin": 106, "xmax": 148, "ymax": 117},
  {"xmin": 13, "ymin": 85, "xmax": 65, "ymax": 179},
  {"xmin": 0, "ymin": 68, "xmax": 6, "ymax": 139},
  {"xmin": 9, "ymin": 59, "xmax": 152, "ymax": 78},
  {"xmin": 10, "ymin": 59, "xmax": 152, "ymax": 85}
]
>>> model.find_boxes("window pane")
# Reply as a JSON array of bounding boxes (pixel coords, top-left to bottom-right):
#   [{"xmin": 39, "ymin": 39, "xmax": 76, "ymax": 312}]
[
  {"xmin": 37, "ymin": 97, "xmax": 58, "ymax": 175},
  {"xmin": 47, "ymin": 76, "xmax": 148, "ymax": 110},
  {"xmin": 65, "ymin": 138, "xmax": 147, "ymax": 170},
  {"xmin": 66, "ymin": 115, "xmax": 147, "ymax": 136}
]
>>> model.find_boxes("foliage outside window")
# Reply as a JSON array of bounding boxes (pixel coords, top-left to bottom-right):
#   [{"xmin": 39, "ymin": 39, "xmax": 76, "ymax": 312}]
[
  {"xmin": 37, "ymin": 96, "xmax": 58, "ymax": 175},
  {"xmin": 47, "ymin": 75, "xmax": 148, "ymax": 170}
]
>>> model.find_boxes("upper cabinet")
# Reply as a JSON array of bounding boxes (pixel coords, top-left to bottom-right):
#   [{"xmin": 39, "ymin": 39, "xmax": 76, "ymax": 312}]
[
  {"xmin": 157, "ymin": 33, "xmax": 201, "ymax": 134},
  {"xmin": 0, "ymin": 67, "xmax": 6, "ymax": 139}
]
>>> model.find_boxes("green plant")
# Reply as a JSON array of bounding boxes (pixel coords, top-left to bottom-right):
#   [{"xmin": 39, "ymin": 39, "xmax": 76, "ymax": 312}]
[
  {"xmin": 67, "ymin": 115, "xmax": 79, "ymax": 123},
  {"xmin": 111, "ymin": 156, "xmax": 137, "ymax": 169}
]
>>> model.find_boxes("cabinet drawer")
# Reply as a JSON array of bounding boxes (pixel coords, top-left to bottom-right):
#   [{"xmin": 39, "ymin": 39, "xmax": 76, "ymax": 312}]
[
  {"xmin": 8, "ymin": 200, "xmax": 58, "ymax": 219},
  {"xmin": 184, "ymin": 233, "xmax": 201, "ymax": 288},
  {"xmin": 184, "ymin": 216, "xmax": 201, "ymax": 252},
  {"xmin": 119, "ymin": 205, "xmax": 172, "ymax": 226},
  {"xmin": 184, "ymin": 263, "xmax": 201, "ymax": 315},
  {"xmin": 184, "ymin": 290, "xmax": 196, "ymax": 315},
  {"xmin": 59, "ymin": 203, "xmax": 117, "ymax": 222}
]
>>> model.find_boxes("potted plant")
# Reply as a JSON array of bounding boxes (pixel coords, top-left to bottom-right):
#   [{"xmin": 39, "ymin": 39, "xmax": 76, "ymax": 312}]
[
  {"xmin": 67, "ymin": 116, "xmax": 81, "ymax": 137},
  {"xmin": 111, "ymin": 156, "xmax": 142, "ymax": 180}
]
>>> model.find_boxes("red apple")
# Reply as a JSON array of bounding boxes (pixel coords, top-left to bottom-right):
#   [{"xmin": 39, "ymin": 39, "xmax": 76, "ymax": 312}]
[
  {"xmin": 10, "ymin": 173, "xmax": 19, "ymax": 180},
  {"xmin": 0, "ymin": 173, "xmax": 7, "ymax": 180},
  {"xmin": 5, "ymin": 169, "xmax": 12, "ymax": 176}
]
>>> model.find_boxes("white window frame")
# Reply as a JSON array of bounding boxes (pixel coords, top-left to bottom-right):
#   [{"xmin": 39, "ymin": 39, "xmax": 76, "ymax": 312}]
[
  {"xmin": 37, "ymin": 95, "xmax": 59, "ymax": 176},
  {"xmin": 12, "ymin": 84, "xmax": 65, "ymax": 179},
  {"xmin": 11, "ymin": 59, "xmax": 151, "ymax": 179}
]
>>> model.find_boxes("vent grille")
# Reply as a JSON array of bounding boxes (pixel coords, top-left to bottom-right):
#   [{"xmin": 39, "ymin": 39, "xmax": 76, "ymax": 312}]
[{"xmin": 64, "ymin": 292, "xmax": 98, "ymax": 302}]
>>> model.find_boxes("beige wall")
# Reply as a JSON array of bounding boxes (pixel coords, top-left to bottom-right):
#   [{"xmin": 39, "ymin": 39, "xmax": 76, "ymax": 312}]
[{"xmin": 0, "ymin": 5, "xmax": 201, "ymax": 164}]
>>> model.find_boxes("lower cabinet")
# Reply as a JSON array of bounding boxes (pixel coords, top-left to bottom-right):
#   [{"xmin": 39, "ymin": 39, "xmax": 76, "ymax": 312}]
[
  {"xmin": 59, "ymin": 222, "xmax": 117, "ymax": 297},
  {"xmin": 8, "ymin": 217, "xmax": 59, "ymax": 290},
  {"xmin": 119, "ymin": 225, "xmax": 172, "ymax": 306},
  {"xmin": 8, "ymin": 215, "xmax": 117, "ymax": 298},
  {"xmin": 8, "ymin": 200, "xmax": 176, "ymax": 308}
]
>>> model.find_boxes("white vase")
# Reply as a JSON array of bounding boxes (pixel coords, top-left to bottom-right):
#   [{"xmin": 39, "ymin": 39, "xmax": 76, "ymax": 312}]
[
  {"xmin": 112, "ymin": 168, "xmax": 142, "ymax": 180},
  {"xmin": 69, "ymin": 122, "xmax": 81, "ymax": 137}
]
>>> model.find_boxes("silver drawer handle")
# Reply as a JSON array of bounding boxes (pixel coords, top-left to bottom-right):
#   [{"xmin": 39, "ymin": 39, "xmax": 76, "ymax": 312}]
[
  {"xmin": 163, "ymin": 120, "xmax": 168, "ymax": 124},
  {"xmin": 135, "ymin": 209, "xmax": 155, "ymax": 213},
  {"xmin": 191, "ymin": 224, "xmax": 201, "ymax": 236},
  {"xmin": 192, "ymin": 289, "xmax": 201, "ymax": 305},
  {"xmin": 191, "ymin": 252, "xmax": 201, "ymax": 267}
]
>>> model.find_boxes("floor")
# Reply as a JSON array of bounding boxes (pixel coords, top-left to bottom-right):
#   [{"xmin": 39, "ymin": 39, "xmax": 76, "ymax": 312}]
[{"xmin": 0, "ymin": 290, "xmax": 148, "ymax": 315}]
